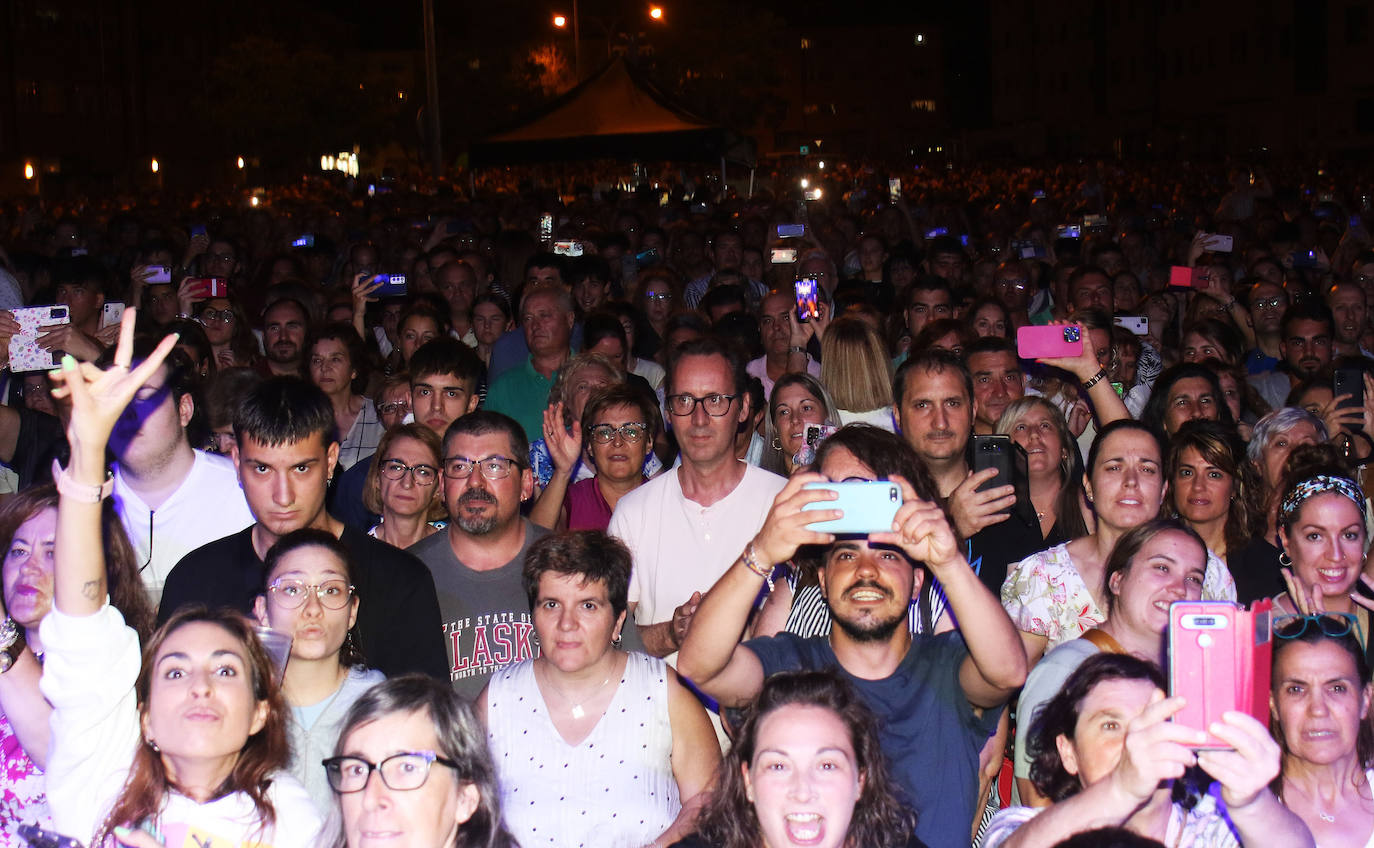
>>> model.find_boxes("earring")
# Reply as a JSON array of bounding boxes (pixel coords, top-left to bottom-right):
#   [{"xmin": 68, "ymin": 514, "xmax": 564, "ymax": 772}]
[
  {"xmin": 613, "ymin": 632, "xmax": 623, "ymax": 648},
  {"xmin": 146, "ymin": 736, "xmax": 160, "ymax": 753},
  {"xmin": 770, "ymin": 436, "xmax": 782, "ymax": 452},
  {"xmin": 1279, "ymin": 551, "xmax": 1293, "ymax": 567}
]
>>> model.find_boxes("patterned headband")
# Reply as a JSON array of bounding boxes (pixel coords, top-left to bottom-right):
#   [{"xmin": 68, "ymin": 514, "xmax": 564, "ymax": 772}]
[{"xmin": 1278, "ymin": 475, "xmax": 1367, "ymax": 526}]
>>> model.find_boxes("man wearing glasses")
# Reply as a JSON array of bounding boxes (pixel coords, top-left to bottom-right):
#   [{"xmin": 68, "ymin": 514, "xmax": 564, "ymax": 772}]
[
  {"xmin": 408, "ymin": 410, "xmax": 550, "ymax": 696},
  {"xmin": 159, "ymin": 377, "xmax": 448, "ymax": 680},
  {"xmin": 608, "ymin": 338, "xmax": 785, "ymax": 659},
  {"xmin": 1243, "ymin": 279, "xmax": 1289, "ymax": 374}
]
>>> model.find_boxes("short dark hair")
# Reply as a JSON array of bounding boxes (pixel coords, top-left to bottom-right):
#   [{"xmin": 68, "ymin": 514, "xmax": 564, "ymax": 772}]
[
  {"xmin": 567, "ymin": 255, "xmax": 611, "ymax": 287},
  {"xmin": 262, "ymin": 528, "xmax": 363, "ymax": 666},
  {"xmin": 233, "ymin": 376, "xmax": 337, "ymax": 448},
  {"xmin": 408, "ymin": 337, "xmax": 483, "ymax": 386},
  {"xmin": 904, "ymin": 276, "xmax": 953, "ymax": 310},
  {"xmin": 1280, "ymin": 300, "xmax": 1336, "ymax": 339},
  {"xmin": 1139, "ymin": 362, "xmax": 1235, "ymax": 436},
  {"xmin": 53, "ymin": 254, "xmax": 111, "ymax": 295},
  {"xmin": 524, "ymin": 251, "xmax": 566, "ymax": 279},
  {"xmin": 443, "ymin": 410, "xmax": 528, "ymax": 467},
  {"xmin": 1086, "ymin": 418, "xmax": 1166, "ymax": 474},
  {"xmin": 521, "ymin": 530, "xmax": 632, "ymax": 619},
  {"xmin": 582, "ymin": 312, "xmax": 628, "ymax": 351},
  {"xmin": 581, "ymin": 383, "xmax": 662, "ymax": 446},
  {"xmin": 963, "ymin": 335, "xmax": 1018, "ymax": 360},
  {"xmin": 667, "ymin": 335, "xmax": 749, "ymax": 396},
  {"xmin": 701, "ymin": 284, "xmax": 748, "ymax": 315},
  {"xmin": 926, "ymin": 236, "xmax": 964, "ymax": 260},
  {"xmin": 1028, "ymin": 654, "xmax": 1166, "ymax": 802},
  {"xmin": 892, "ymin": 347, "xmax": 972, "ymax": 409}
]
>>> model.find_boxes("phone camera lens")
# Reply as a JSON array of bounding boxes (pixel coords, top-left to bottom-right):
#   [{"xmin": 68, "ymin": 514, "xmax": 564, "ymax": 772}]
[{"xmin": 1064, "ymin": 327, "xmax": 1081, "ymax": 343}]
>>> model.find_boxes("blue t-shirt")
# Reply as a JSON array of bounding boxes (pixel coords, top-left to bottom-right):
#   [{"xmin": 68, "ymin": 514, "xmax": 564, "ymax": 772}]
[{"xmin": 743, "ymin": 631, "xmax": 1000, "ymax": 848}]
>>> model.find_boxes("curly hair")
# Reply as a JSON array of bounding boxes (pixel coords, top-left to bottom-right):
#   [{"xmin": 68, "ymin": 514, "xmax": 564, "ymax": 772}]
[
  {"xmin": 1027, "ymin": 653, "xmax": 1166, "ymax": 803},
  {"xmin": 97, "ymin": 606, "xmax": 290, "ymax": 845},
  {"xmin": 692, "ymin": 670, "xmax": 915, "ymax": 848}
]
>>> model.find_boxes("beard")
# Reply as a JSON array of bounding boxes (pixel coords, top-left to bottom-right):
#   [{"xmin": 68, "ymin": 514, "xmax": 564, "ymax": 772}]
[
  {"xmin": 829, "ymin": 581, "xmax": 908, "ymax": 643},
  {"xmin": 455, "ymin": 490, "xmax": 499, "ymax": 535}
]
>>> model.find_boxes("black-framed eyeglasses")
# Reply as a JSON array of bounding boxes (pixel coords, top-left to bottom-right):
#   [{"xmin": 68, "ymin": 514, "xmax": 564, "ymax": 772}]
[
  {"xmin": 322, "ymin": 751, "xmax": 458, "ymax": 793},
  {"xmin": 268, "ymin": 578, "xmax": 355, "ymax": 610},
  {"xmin": 1274, "ymin": 612, "xmax": 1364, "ymax": 644},
  {"xmin": 589, "ymin": 422, "xmax": 649, "ymax": 444},
  {"xmin": 443, "ymin": 455, "xmax": 521, "ymax": 480},
  {"xmin": 666, "ymin": 393, "xmax": 739, "ymax": 417},
  {"xmin": 379, "ymin": 459, "xmax": 438, "ymax": 485}
]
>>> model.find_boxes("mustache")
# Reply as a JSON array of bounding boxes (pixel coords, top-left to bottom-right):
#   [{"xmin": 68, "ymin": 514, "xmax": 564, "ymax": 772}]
[
  {"xmin": 844, "ymin": 579, "xmax": 891, "ymax": 598},
  {"xmin": 459, "ymin": 490, "xmax": 497, "ymax": 506}
]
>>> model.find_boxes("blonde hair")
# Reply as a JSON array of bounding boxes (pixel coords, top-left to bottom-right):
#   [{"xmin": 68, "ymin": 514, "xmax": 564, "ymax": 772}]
[{"xmin": 820, "ymin": 317, "xmax": 893, "ymax": 413}]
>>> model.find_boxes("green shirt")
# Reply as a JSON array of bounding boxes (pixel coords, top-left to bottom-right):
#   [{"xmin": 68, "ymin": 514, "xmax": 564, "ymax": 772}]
[{"xmin": 484, "ymin": 355, "xmax": 557, "ymax": 440}]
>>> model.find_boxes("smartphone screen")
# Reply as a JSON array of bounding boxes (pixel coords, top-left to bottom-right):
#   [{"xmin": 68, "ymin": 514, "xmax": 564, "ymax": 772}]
[{"xmin": 794, "ymin": 276, "xmax": 819, "ymax": 322}]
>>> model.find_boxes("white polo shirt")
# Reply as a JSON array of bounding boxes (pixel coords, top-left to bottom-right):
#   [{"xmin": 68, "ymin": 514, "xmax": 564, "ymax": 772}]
[{"xmin": 112, "ymin": 449, "xmax": 256, "ymax": 603}]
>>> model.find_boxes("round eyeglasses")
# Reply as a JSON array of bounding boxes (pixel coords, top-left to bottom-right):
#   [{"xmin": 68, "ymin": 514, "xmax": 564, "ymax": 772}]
[
  {"xmin": 199, "ymin": 309, "xmax": 235, "ymax": 324},
  {"xmin": 323, "ymin": 751, "xmax": 458, "ymax": 793},
  {"xmin": 666, "ymin": 393, "xmax": 739, "ymax": 417},
  {"xmin": 267, "ymin": 578, "xmax": 355, "ymax": 610},
  {"xmin": 443, "ymin": 455, "xmax": 521, "ymax": 480},
  {"xmin": 379, "ymin": 459, "xmax": 438, "ymax": 485},
  {"xmin": 589, "ymin": 422, "xmax": 649, "ymax": 444}
]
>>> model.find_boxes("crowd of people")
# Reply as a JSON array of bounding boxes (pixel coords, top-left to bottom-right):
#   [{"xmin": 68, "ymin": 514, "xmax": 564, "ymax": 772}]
[{"xmin": 0, "ymin": 156, "xmax": 1372, "ymax": 846}]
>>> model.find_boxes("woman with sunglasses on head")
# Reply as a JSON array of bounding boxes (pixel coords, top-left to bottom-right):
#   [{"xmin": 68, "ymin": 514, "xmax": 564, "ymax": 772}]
[
  {"xmin": 1271, "ymin": 614, "xmax": 1374, "ymax": 848},
  {"xmin": 327, "ymin": 674, "xmax": 516, "ymax": 848},
  {"xmin": 479, "ymin": 530, "xmax": 718, "ymax": 848},
  {"xmin": 254, "ymin": 529, "xmax": 383, "ymax": 812},
  {"xmin": 1272, "ymin": 449, "xmax": 1372, "ymax": 656},
  {"xmin": 363, "ymin": 424, "xmax": 447, "ymax": 550},
  {"xmin": 761, "ymin": 372, "xmax": 840, "ymax": 477},
  {"xmin": 995, "ymin": 397, "xmax": 1091, "ymax": 545},
  {"xmin": 41, "ymin": 311, "xmax": 324, "ymax": 847}
]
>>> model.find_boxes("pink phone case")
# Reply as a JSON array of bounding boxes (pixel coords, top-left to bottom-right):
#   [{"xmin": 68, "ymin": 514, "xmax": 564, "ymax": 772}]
[
  {"xmin": 1169, "ymin": 601, "xmax": 1241, "ymax": 749},
  {"xmin": 1016, "ymin": 325, "xmax": 1082, "ymax": 359},
  {"xmin": 1168, "ymin": 266, "xmax": 1209, "ymax": 289}
]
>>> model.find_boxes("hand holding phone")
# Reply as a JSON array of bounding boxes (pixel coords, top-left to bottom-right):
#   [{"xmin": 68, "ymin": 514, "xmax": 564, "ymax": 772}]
[
  {"xmin": 794, "ymin": 276, "xmax": 820, "ymax": 322},
  {"xmin": 1168, "ymin": 600, "xmax": 1272, "ymax": 749},
  {"xmin": 801, "ymin": 481, "xmax": 902, "ymax": 534}
]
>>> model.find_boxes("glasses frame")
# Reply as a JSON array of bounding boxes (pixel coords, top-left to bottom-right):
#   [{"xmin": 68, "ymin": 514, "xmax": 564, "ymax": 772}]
[
  {"xmin": 1274, "ymin": 612, "xmax": 1365, "ymax": 644},
  {"xmin": 442, "ymin": 454, "xmax": 522, "ymax": 480},
  {"xmin": 322, "ymin": 750, "xmax": 458, "ymax": 794},
  {"xmin": 379, "ymin": 459, "xmax": 439, "ymax": 486},
  {"xmin": 588, "ymin": 422, "xmax": 650, "ymax": 444},
  {"xmin": 665, "ymin": 393, "xmax": 740, "ymax": 417},
  {"xmin": 267, "ymin": 578, "xmax": 356, "ymax": 610}
]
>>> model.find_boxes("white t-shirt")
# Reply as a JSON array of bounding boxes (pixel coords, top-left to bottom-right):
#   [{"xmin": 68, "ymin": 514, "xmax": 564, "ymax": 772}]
[
  {"xmin": 610, "ymin": 462, "xmax": 785, "ymax": 628},
  {"xmin": 112, "ymin": 450, "xmax": 256, "ymax": 604}
]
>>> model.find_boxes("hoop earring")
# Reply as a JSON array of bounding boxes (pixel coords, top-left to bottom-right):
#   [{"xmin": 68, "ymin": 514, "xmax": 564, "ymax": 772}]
[
  {"xmin": 1279, "ymin": 551, "xmax": 1293, "ymax": 568},
  {"xmin": 613, "ymin": 632, "xmax": 623, "ymax": 648},
  {"xmin": 771, "ymin": 436, "xmax": 781, "ymax": 452}
]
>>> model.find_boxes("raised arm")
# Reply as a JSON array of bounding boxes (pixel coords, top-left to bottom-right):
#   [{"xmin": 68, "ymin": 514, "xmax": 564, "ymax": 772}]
[
  {"xmin": 1035, "ymin": 320, "xmax": 1129, "ymax": 428},
  {"xmin": 49, "ymin": 310, "xmax": 177, "ymax": 617},
  {"xmin": 870, "ymin": 476, "xmax": 1027, "ymax": 708},
  {"xmin": 676, "ymin": 473, "xmax": 837, "ymax": 707}
]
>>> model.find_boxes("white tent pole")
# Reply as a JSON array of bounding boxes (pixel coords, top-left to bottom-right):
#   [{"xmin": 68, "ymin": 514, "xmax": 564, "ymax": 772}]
[{"xmin": 748, "ymin": 168, "xmax": 755, "ymax": 198}]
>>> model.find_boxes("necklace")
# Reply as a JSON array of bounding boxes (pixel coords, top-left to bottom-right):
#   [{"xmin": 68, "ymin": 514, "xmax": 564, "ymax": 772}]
[{"xmin": 540, "ymin": 663, "xmax": 615, "ymax": 719}]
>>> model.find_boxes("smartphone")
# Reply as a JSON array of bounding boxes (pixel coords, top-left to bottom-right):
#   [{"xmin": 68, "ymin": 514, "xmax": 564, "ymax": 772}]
[
  {"xmin": 1335, "ymin": 368, "xmax": 1364, "ymax": 419},
  {"xmin": 101, "ymin": 301, "xmax": 126, "ymax": 329},
  {"xmin": 1169, "ymin": 602, "xmax": 1244, "ymax": 749},
  {"xmin": 801, "ymin": 481, "xmax": 902, "ymax": 534},
  {"xmin": 553, "ymin": 240, "xmax": 584, "ymax": 257},
  {"xmin": 539, "ymin": 213, "xmax": 554, "ymax": 245},
  {"xmin": 145, "ymin": 265, "xmax": 171, "ymax": 285},
  {"xmin": 777, "ymin": 223, "xmax": 806, "ymax": 239},
  {"xmin": 771, "ymin": 248, "xmax": 798, "ymax": 264},
  {"xmin": 1055, "ymin": 224, "xmax": 1082, "ymax": 240},
  {"xmin": 794, "ymin": 276, "xmax": 820, "ymax": 322},
  {"xmin": 1016, "ymin": 324, "xmax": 1082, "ymax": 359},
  {"xmin": 1083, "ymin": 214, "xmax": 1109, "ymax": 230},
  {"xmin": 888, "ymin": 178, "xmax": 901, "ymax": 202},
  {"xmin": 1199, "ymin": 232, "xmax": 1234, "ymax": 252},
  {"xmin": 1009, "ymin": 239, "xmax": 1044, "ymax": 260},
  {"xmin": 1168, "ymin": 266, "xmax": 1210, "ymax": 290},
  {"xmin": 925, "ymin": 227, "xmax": 949, "ymax": 238},
  {"xmin": 803, "ymin": 188, "xmax": 822, "ymax": 202},
  {"xmin": 1113, "ymin": 315, "xmax": 1149, "ymax": 335},
  {"xmin": 1032, "ymin": 188, "xmax": 1046, "ymax": 199},
  {"xmin": 190, "ymin": 224, "xmax": 207, "ymax": 238},
  {"xmin": 371, "ymin": 274, "xmax": 408, "ymax": 298},
  {"xmin": 9, "ymin": 305, "xmax": 69, "ymax": 372},
  {"xmin": 794, "ymin": 423, "xmax": 838, "ymax": 467},
  {"xmin": 18, "ymin": 824, "xmax": 84, "ymax": 848},
  {"xmin": 292, "ymin": 235, "xmax": 315, "ymax": 248},
  {"xmin": 1293, "ymin": 249, "xmax": 1321, "ymax": 270},
  {"xmin": 971, "ymin": 435, "xmax": 1036, "ymax": 526},
  {"xmin": 187, "ymin": 278, "xmax": 228, "ymax": 298}
]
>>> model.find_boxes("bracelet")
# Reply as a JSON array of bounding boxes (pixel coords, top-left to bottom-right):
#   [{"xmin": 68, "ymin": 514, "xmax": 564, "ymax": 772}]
[
  {"xmin": 787, "ymin": 345, "xmax": 807, "ymax": 355},
  {"xmin": 741, "ymin": 542, "xmax": 776, "ymax": 591},
  {"xmin": 1082, "ymin": 368, "xmax": 1109, "ymax": 390},
  {"xmin": 1223, "ymin": 298, "xmax": 1239, "ymax": 311},
  {"xmin": 51, "ymin": 458, "xmax": 114, "ymax": 503}
]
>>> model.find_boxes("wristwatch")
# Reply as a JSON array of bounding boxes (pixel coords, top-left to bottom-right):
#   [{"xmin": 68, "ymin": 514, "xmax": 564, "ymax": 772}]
[{"xmin": 0, "ymin": 617, "xmax": 25, "ymax": 674}]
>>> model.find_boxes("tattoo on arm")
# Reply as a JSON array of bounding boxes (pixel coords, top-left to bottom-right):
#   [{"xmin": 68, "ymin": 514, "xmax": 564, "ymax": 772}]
[{"xmin": 81, "ymin": 580, "xmax": 103, "ymax": 601}]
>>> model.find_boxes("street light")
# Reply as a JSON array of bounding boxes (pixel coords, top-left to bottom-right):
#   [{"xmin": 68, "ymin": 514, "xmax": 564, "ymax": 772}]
[
  {"xmin": 236, "ymin": 156, "xmax": 245, "ymax": 169},
  {"xmin": 649, "ymin": 6, "xmax": 663, "ymax": 20},
  {"xmin": 553, "ymin": 14, "xmax": 566, "ymax": 27},
  {"xmin": 23, "ymin": 162, "xmax": 34, "ymax": 180},
  {"xmin": 150, "ymin": 158, "xmax": 159, "ymax": 173}
]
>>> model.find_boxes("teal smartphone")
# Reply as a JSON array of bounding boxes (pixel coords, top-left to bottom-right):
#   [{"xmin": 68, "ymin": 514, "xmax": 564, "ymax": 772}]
[{"xmin": 801, "ymin": 481, "xmax": 902, "ymax": 534}]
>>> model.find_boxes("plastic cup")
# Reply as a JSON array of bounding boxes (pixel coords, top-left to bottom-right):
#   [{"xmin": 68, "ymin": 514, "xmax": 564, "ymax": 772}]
[{"xmin": 253, "ymin": 625, "xmax": 293, "ymax": 686}]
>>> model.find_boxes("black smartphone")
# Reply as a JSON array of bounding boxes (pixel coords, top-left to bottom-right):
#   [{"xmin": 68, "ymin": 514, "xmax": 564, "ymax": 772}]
[
  {"xmin": 971, "ymin": 435, "xmax": 1037, "ymax": 527},
  {"xmin": 1335, "ymin": 368, "xmax": 1365, "ymax": 429}
]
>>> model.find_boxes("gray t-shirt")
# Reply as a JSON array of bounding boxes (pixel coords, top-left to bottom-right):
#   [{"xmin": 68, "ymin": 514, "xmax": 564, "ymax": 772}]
[
  {"xmin": 408, "ymin": 520, "xmax": 550, "ymax": 699},
  {"xmin": 1013, "ymin": 638, "xmax": 1102, "ymax": 779}
]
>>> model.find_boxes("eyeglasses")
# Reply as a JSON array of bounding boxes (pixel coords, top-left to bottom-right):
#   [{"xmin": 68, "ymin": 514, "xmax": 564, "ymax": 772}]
[
  {"xmin": 199, "ymin": 309, "xmax": 235, "ymax": 323},
  {"xmin": 666, "ymin": 393, "xmax": 739, "ymax": 417},
  {"xmin": 443, "ymin": 455, "xmax": 521, "ymax": 480},
  {"xmin": 1274, "ymin": 612, "xmax": 1364, "ymax": 643},
  {"xmin": 378, "ymin": 401, "xmax": 410, "ymax": 417},
  {"xmin": 1253, "ymin": 297, "xmax": 1287, "ymax": 310},
  {"xmin": 997, "ymin": 278, "xmax": 1030, "ymax": 290},
  {"xmin": 589, "ymin": 422, "xmax": 649, "ymax": 444},
  {"xmin": 323, "ymin": 751, "xmax": 457, "ymax": 794},
  {"xmin": 644, "ymin": 291, "xmax": 672, "ymax": 301},
  {"xmin": 379, "ymin": 459, "xmax": 438, "ymax": 485},
  {"xmin": 268, "ymin": 578, "xmax": 355, "ymax": 610}
]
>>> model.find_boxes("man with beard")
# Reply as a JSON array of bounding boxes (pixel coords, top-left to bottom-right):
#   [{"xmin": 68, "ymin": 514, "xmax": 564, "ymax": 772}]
[
  {"xmin": 260, "ymin": 297, "xmax": 309, "ymax": 377},
  {"xmin": 408, "ymin": 411, "xmax": 549, "ymax": 696},
  {"xmin": 1326, "ymin": 280, "xmax": 1373, "ymax": 359},
  {"xmin": 1248, "ymin": 302, "xmax": 1336, "ymax": 410},
  {"xmin": 678, "ymin": 425, "xmax": 1026, "ymax": 848}
]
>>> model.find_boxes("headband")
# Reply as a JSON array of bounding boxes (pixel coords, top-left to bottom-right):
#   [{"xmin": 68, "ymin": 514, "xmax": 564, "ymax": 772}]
[{"xmin": 1278, "ymin": 475, "xmax": 1367, "ymax": 526}]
